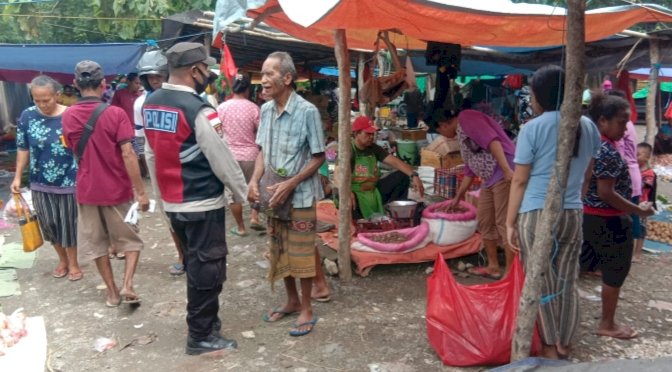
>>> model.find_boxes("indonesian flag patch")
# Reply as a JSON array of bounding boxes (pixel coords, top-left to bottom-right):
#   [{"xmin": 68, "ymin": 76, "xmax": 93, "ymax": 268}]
[{"xmin": 207, "ymin": 111, "xmax": 223, "ymax": 137}]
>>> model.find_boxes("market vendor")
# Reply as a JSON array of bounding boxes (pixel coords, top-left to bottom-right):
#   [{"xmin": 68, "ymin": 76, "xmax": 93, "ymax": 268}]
[
  {"xmin": 350, "ymin": 116, "xmax": 424, "ymax": 219},
  {"xmin": 435, "ymin": 108, "xmax": 516, "ymax": 280}
]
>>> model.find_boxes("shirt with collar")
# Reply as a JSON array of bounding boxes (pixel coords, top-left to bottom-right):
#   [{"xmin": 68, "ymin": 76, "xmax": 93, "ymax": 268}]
[{"xmin": 257, "ymin": 91, "xmax": 325, "ymax": 208}]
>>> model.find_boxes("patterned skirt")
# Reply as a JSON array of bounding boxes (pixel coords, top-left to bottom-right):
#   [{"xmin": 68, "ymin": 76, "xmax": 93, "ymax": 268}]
[{"xmin": 267, "ymin": 204, "xmax": 317, "ymax": 286}]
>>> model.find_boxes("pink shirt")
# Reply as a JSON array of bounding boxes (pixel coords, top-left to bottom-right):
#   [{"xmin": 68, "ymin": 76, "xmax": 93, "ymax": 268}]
[
  {"xmin": 217, "ymin": 98, "xmax": 260, "ymax": 161},
  {"xmin": 615, "ymin": 121, "xmax": 641, "ymax": 198}
]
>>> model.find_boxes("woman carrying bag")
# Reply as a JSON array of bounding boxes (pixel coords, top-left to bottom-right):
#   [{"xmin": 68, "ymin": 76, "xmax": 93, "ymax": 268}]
[{"xmin": 11, "ymin": 75, "xmax": 82, "ymax": 281}]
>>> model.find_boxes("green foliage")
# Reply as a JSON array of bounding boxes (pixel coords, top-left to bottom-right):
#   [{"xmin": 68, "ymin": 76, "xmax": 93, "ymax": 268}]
[{"xmin": 0, "ymin": 0, "xmax": 216, "ymax": 43}]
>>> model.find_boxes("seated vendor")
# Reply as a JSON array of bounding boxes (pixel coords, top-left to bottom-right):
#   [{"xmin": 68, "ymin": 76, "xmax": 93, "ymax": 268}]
[{"xmin": 350, "ymin": 116, "xmax": 424, "ymax": 220}]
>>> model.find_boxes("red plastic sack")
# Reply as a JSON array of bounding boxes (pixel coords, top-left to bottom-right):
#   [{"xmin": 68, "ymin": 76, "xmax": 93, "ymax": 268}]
[{"xmin": 426, "ymin": 254, "xmax": 539, "ymax": 366}]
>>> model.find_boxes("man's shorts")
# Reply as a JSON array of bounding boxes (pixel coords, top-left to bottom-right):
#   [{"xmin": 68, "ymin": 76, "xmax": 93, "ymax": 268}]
[{"xmin": 77, "ymin": 203, "xmax": 143, "ymax": 262}]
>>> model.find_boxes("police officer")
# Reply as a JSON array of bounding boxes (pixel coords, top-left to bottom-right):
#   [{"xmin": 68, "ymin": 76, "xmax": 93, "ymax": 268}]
[{"xmin": 142, "ymin": 42, "xmax": 247, "ymax": 355}]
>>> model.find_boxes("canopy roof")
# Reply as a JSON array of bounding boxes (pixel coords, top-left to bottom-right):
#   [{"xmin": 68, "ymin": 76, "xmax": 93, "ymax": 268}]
[
  {"xmin": 0, "ymin": 43, "xmax": 145, "ymax": 84},
  {"xmin": 214, "ymin": 0, "xmax": 672, "ymax": 49},
  {"xmin": 630, "ymin": 67, "xmax": 672, "ymax": 82}
]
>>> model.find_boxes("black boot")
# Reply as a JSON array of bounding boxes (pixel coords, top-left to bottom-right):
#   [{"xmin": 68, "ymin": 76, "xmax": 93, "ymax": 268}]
[{"xmin": 185, "ymin": 334, "xmax": 237, "ymax": 355}]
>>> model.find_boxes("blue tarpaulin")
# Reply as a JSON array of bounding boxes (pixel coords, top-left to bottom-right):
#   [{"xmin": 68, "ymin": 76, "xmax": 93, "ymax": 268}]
[{"xmin": 0, "ymin": 43, "xmax": 146, "ymax": 84}]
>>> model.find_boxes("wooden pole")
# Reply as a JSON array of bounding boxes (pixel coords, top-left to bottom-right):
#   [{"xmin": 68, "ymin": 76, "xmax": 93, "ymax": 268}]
[
  {"xmin": 645, "ymin": 39, "xmax": 660, "ymax": 146},
  {"xmin": 334, "ymin": 29, "xmax": 353, "ymax": 281},
  {"xmin": 357, "ymin": 52, "xmax": 367, "ymax": 115},
  {"xmin": 511, "ymin": 0, "xmax": 585, "ymax": 361}
]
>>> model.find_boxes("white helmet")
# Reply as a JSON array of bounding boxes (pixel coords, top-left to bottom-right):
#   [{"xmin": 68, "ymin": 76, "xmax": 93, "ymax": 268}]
[{"xmin": 137, "ymin": 50, "xmax": 168, "ymax": 77}]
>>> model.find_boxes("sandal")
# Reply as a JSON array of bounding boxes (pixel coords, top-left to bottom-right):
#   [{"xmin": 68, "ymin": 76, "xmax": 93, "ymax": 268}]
[
  {"xmin": 289, "ymin": 317, "xmax": 318, "ymax": 337},
  {"xmin": 467, "ymin": 266, "xmax": 502, "ymax": 280},
  {"xmin": 229, "ymin": 227, "xmax": 249, "ymax": 237},
  {"xmin": 169, "ymin": 263, "xmax": 185, "ymax": 276},
  {"xmin": 68, "ymin": 271, "xmax": 83, "ymax": 281},
  {"xmin": 250, "ymin": 222, "xmax": 266, "ymax": 231},
  {"xmin": 119, "ymin": 289, "xmax": 141, "ymax": 305},
  {"xmin": 263, "ymin": 307, "xmax": 298, "ymax": 323},
  {"xmin": 52, "ymin": 268, "xmax": 68, "ymax": 278}
]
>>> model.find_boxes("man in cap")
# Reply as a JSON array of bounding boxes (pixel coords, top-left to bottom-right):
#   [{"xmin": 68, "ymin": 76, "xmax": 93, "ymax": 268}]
[
  {"xmin": 349, "ymin": 115, "xmax": 424, "ymax": 220},
  {"xmin": 142, "ymin": 42, "xmax": 247, "ymax": 355},
  {"xmin": 62, "ymin": 61, "xmax": 149, "ymax": 307},
  {"xmin": 248, "ymin": 51, "xmax": 328, "ymax": 337}
]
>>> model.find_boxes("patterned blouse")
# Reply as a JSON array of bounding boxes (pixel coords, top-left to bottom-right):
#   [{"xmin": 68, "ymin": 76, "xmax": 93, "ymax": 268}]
[
  {"xmin": 583, "ymin": 136, "xmax": 632, "ymax": 212},
  {"xmin": 17, "ymin": 106, "xmax": 77, "ymax": 194}
]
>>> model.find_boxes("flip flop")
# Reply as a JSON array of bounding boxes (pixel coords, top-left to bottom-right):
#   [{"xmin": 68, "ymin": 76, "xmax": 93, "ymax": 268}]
[
  {"xmin": 119, "ymin": 289, "xmax": 141, "ymax": 305},
  {"xmin": 230, "ymin": 227, "xmax": 249, "ymax": 237},
  {"xmin": 312, "ymin": 295, "xmax": 332, "ymax": 303},
  {"xmin": 116, "ymin": 253, "xmax": 126, "ymax": 260},
  {"xmin": 106, "ymin": 299, "xmax": 122, "ymax": 308},
  {"xmin": 596, "ymin": 326, "xmax": 639, "ymax": 340},
  {"xmin": 263, "ymin": 307, "xmax": 298, "ymax": 323},
  {"xmin": 467, "ymin": 266, "xmax": 502, "ymax": 280},
  {"xmin": 52, "ymin": 268, "xmax": 68, "ymax": 278},
  {"xmin": 169, "ymin": 263, "xmax": 185, "ymax": 276},
  {"xmin": 68, "ymin": 271, "xmax": 83, "ymax": 281},
  {"xmin": 289, "ymin": 317, "xmax": 318, "ymax": 337},
  {"xmin": 250, "ymin": 222, "xmax": 266, "ymax": 231}
]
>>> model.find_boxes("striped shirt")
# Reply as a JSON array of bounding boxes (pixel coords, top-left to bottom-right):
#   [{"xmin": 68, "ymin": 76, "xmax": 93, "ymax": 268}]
[{"xmin": 257, "ymin": 92, "xmax": 325, "ymax": 208}]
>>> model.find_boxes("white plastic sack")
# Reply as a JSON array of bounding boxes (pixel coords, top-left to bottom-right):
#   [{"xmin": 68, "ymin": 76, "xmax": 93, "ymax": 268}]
[
  {"xmin": 3, "ymin": 188, "xmax": 34, "ymax": 223},
  {"xmin": 423, "ymin": 217, "xmax": 477, "ymax": 246}
]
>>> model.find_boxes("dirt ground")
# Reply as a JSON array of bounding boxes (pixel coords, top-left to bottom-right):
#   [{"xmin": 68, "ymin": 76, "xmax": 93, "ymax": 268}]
[{"xmin": 2, "ymin": 170, "xmax": 672, "ymax": 371}]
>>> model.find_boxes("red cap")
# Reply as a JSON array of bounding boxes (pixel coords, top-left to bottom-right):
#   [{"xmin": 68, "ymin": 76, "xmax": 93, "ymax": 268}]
[{"xmin": 352, "ymin": 116, "xmax": 378, "ymax": 133}]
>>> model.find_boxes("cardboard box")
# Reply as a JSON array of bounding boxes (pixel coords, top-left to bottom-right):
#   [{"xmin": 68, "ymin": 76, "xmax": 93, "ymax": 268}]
[
  {"xmin": 399, "ymin": 129, "xmax": 427, "ymax": 141},
  {"xmin": 421, "ymin": 148, "xmax": 463, "ymax": 169}
]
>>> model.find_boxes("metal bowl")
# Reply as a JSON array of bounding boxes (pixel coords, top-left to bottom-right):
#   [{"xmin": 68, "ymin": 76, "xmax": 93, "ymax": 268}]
[{"xmin": 386, "ymin": 200, "xmax": 418, "ymax": 219}]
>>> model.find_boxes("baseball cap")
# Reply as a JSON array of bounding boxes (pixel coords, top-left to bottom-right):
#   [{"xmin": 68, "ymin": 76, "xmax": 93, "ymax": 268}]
[
  {"xmin": 352, "ymin": 116, "xmax": 378, "ymax": 133},
  {"xmin": 166, "ymin": 42, "xmax": 216, "ymax": 68},
  {"xmin": 74, "ymin": 60, "xmax": 104, "ymax": 82}
]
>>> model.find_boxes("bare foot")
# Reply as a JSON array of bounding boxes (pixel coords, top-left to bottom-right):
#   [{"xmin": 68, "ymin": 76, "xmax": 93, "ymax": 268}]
[
  {"xmin": 556, "ymin": 344, "xmax": 571, "ymax": 359},
  {"xmin": 632, "ymin": 256, "xmax": 641, "ymax": 263},
  {"xmin": 540, "ymin": 344, "xmax": 559, "ymax": 359},
  {"xmin": 596, "ymin": 324, "xmax": 639, "ymax": 340}
]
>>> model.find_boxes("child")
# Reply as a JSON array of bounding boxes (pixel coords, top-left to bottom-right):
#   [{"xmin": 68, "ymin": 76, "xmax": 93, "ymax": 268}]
[{"xmin": 633, "ymin": 142, "xmax": 657, "ymax": 262}]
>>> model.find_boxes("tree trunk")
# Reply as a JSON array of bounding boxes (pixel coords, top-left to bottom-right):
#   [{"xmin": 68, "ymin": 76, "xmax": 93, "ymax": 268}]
[
  {"xmin": 334, "ymin": 29, "xmax": 353, "ymax": 281},
  {"xmin": 510, "ymin": 0, "xmax": 586, "ymax": 361},
  {"xmin": 645, "ymin": 39, "xmax": 660, "ymax": 146}
]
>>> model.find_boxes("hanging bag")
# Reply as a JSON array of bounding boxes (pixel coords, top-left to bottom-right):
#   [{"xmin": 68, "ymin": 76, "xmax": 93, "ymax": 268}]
[
  {"xmin": 360, "ymin": 32, "xmax": 408, "ymax": 106},
  {"xmin": 13, "ymin": 192, "xmax": 43, "ymax": 252}
]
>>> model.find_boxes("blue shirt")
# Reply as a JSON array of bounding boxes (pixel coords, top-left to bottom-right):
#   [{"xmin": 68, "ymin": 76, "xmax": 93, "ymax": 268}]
[
  {"xmin": 257, "ymin": 92, "xmax": 325, "ymax": 208},
  {"xmin": 17, "ymin": 106, "xmax": 77, "ymax": 194},
  {"xmin": 514, "ymin": 112, "xmax": 600, "ymax": 212}
]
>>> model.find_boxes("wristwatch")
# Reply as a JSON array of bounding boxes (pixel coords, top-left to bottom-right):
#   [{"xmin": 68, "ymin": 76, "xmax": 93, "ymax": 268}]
[{"xmin": 410, "ymin": 171, "xmax": 419, "ymax": 178}]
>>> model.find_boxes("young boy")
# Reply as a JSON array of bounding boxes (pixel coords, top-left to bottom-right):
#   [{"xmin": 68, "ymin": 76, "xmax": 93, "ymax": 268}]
[{"xmin": 634, "ymin": 142, "xmax": 657, "ymax": 262}]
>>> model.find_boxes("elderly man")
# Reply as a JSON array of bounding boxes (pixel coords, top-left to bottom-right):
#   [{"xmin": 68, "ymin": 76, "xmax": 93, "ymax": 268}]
[
  {"xmin": 143, "ymin": 42, "xmax": 247, "ymax": 355},
  {"xmin": 350, "ymin": 116, "xmax": 424, "ymax": 220},
  {"xmin": 61, "ymin": 61, "xmax": 149, "ymax": 307},
  {"xmin": 249, "ymin": 51, "xmax": 328, "ymax": 337}
]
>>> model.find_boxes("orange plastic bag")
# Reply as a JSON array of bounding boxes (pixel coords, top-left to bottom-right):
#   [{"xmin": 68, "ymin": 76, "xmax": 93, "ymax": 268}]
[{"xmin": 426, "ymin": 254, "xmax": 539, "ymax": 366}]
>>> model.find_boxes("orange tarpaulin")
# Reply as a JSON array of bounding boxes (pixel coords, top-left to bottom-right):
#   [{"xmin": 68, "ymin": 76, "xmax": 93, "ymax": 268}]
[
  {"xmin": 316, "ymin": 201, "xmax": 482, "ymax": 277},
  {"xmin": 243, "ymin": 1, "xmax": 672, "ymax": 49}
]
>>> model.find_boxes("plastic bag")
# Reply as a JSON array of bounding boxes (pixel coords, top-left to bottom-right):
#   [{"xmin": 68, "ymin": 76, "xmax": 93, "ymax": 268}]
[
  {"xmin": 3, "ymin": 188, "xmax": 34, "ymax": 223},
  {"xmin": 426, "ymin": 255, "xmax": 539, "ymax": 366}
]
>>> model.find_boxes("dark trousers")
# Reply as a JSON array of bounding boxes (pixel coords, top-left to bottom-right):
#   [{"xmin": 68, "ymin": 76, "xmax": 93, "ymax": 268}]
[
  {"xmin": 168, "ymin": 208, "xmax": 228, "ymax": 341},
  {"xmin": 353, "ymin": 170, "xmax": 410, "ymax": 220}
]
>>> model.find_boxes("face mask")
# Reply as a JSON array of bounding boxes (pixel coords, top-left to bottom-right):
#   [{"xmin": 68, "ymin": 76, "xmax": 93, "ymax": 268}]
[{"xmin": 192, "ymin": 66, "xmax": 208, "ymax": 95}]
